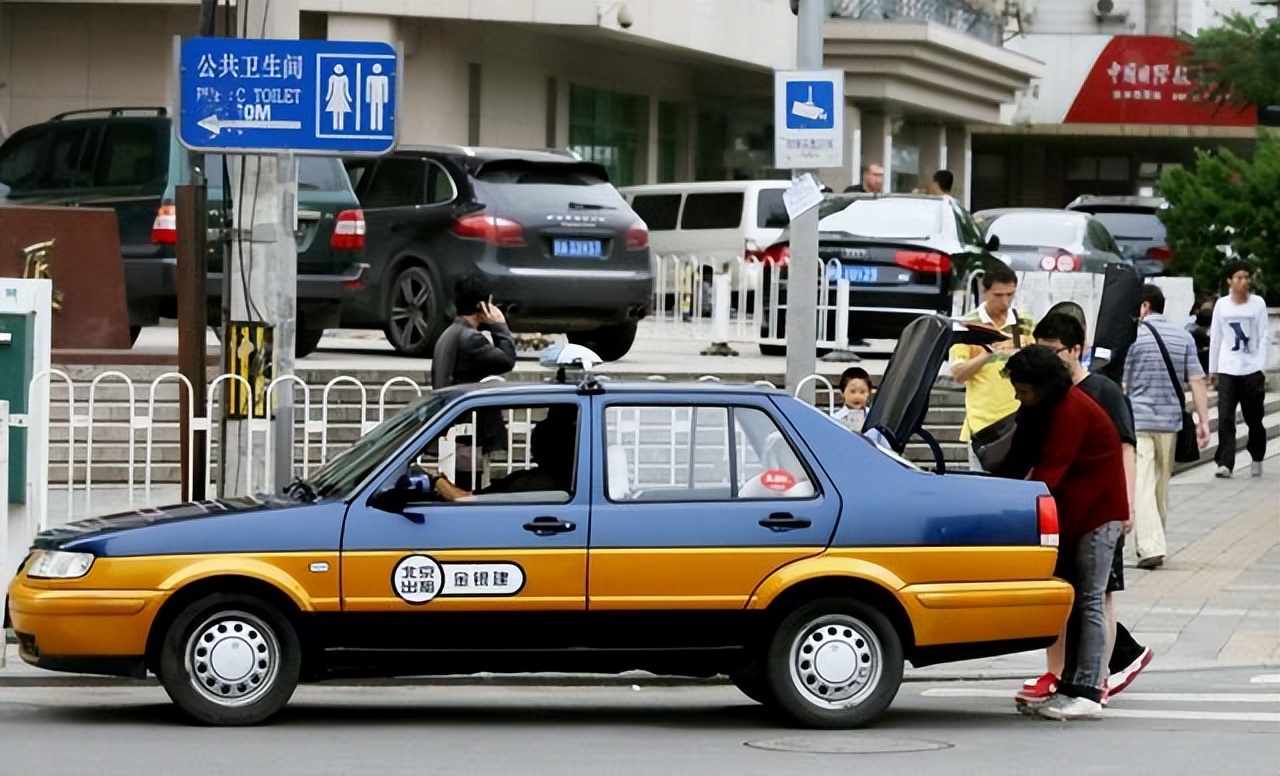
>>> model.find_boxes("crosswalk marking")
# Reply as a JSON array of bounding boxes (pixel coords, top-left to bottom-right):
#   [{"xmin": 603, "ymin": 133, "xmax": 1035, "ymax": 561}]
[
  {"xmin": 921, "ymin": 688, "xmax": 1279, "ymax": 704},
  {"xmin": 1104, "ymin": 709, "xmax": 1279, "ymax": 723}
]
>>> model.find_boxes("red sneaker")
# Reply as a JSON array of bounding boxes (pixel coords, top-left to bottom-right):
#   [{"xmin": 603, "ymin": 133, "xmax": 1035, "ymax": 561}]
[{"xmin": 1015, "ymin": 672, "xmax": 1058, "ymax": 707}]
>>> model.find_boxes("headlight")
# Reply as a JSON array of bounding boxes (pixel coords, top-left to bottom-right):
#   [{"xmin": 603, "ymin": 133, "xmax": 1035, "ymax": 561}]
[{"xmin": 26, "ymin": 550, "xmax": 95, "ymax": 580}]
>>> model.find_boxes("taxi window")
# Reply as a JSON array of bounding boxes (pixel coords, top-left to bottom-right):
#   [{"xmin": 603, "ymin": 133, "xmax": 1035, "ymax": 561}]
[
  {"xmin": 409, "ymin": 403, "xmax": 579, "ymax": 504},
  {"xmin": 604, "ymin": 405, "xmax": 815, "ymax": 502}
]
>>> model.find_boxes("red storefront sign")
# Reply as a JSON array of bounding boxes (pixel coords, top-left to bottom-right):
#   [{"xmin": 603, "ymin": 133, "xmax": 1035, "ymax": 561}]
[{"xmin": 1064, "ymin": 35, "xmax": 1256, "ymax": 126}]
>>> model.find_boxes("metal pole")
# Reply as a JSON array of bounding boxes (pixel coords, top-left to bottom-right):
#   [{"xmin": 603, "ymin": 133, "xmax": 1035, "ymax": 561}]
[
  {"xmin": 175, "ymin": 183, "xmax": 209, "ymax": 501},
  {"xmin": 785, "ymin": 0, "xmax": 825, "ymax": 402},
  {"xmin": 223, "ymin": 0, "xmax": 300, "ymax": 497}
]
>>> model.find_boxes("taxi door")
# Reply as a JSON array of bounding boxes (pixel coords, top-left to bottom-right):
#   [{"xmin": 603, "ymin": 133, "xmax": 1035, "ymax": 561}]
[
  {"xmin": 587, "ymin": 393, "xmax": 841, "ymax": 617},
  {"xmin": 338, "ymin": 396, "xmax": 590, "ymax": 651}
]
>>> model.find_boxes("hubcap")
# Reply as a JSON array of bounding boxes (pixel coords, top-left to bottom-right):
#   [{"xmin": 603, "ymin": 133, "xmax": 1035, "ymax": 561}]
[
  {"xmin": 788, "ymin": 614, "xmax": 883, "ymax": 710},
  {"xmin": 185, "ymin": 610, "xmax": 280, "ymax": 708},
  {"xmin": 388, "ymin": 267, "xmax": 434, "ymax": 350}
]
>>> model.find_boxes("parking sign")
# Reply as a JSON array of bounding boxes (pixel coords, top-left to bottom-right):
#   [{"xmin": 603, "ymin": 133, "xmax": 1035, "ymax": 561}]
[{"xmin": 775, "ymin": 70, "xmax": 844, "ymax": 169}]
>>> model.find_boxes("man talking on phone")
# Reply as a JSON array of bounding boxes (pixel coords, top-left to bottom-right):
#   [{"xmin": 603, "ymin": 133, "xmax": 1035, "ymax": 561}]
[{"xmin": 431, "ymin": 273, "xmax": 517, "ymax": 389}]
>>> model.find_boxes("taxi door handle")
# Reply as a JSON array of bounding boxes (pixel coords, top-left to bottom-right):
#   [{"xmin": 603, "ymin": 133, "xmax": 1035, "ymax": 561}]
[
  {"xmin": 759, "ymin": 512, "xmax": 811, "ymax": 531},
  {"xmin": 523, "ymin": 516, "xmax": 576, "ymax": 536}
]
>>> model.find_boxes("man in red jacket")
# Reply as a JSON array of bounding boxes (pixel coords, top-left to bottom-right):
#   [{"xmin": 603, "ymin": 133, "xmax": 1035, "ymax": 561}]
[{"xmin": 1004, "ymin": 345, "xmax": 1128, "ymax": 720}]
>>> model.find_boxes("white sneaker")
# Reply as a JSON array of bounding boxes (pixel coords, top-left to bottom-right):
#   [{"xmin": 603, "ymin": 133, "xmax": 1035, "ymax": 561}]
[
  {"xmin": 1252, "ymin": 461, "xmax": 1263, "ymax": 478},
  {"xmin": 1215, "ymin": 466, "xmax": 1233, "ymax": 479},
  {"xmin": 1035, "ymin": 694, "xmax": 1103, "ymax": 721}
]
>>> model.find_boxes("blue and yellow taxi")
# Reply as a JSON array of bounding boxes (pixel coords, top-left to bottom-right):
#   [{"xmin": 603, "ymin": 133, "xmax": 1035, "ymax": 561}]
[{"xmin": 7, "ymin": 317, "xmax": 1072, "ymax": 728}]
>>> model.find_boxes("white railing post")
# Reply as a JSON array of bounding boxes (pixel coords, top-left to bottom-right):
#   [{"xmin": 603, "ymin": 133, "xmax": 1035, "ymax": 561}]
[
  {"xmin": 700, "ymin": 269, "xmax": 738, "ymax": 356},
  {"xmin": 822, "ymin": 276, "xmax": 861, "ymax": 363}
]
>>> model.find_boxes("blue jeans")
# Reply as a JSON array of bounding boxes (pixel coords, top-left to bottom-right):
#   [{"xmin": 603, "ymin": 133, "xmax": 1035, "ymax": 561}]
[{"xmin": 1057, "ymin": 521, "xmax": 1123, "ymax": 703}]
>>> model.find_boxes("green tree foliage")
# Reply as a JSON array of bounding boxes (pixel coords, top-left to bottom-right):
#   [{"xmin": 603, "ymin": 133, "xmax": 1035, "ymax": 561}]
[
  {"xmin": 1180, "ymin": 4, "xmax": 1280, "ymax": 113},
  {"xmin": 1158, "ymin": 129, "xmax": 1279, "ymax": 303}
]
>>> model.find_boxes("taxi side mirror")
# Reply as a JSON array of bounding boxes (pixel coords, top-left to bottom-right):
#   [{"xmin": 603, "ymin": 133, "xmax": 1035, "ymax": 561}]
[{"xmin": 369, "ymin": 472, "xmax": 432, "ymax": 517}]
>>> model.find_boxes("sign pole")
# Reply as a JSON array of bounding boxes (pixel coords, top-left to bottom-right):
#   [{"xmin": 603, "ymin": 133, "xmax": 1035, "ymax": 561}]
[
  {"xmin": 222, "ymin": 0, "xmax": 301, "ymax": 497},
  {"xmin": 175, "ymin": 183, "xmax": 209, "ymax": 501},
  {"xmin": 784, "ymin": 0, "xmax": 829, "ymax": 403}
]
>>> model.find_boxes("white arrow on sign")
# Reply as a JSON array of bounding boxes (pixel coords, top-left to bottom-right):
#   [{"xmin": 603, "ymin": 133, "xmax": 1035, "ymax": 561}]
[{"xmin": 198, "ymin": 114, "xmax": 302, "ymax": 136}]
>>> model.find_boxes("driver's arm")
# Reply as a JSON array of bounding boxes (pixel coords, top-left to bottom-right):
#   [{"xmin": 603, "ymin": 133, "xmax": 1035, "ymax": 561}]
[{"xmin": 431, "ymin": 474, "xmax": 471, "ymax": 502}]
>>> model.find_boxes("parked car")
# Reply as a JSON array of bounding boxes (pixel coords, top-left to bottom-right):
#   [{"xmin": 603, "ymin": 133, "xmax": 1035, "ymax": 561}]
[
  {"xmin": 6, "ymin": 326, "xmax": 1070, "ymax": 728},
  {"xmin": 758, "ymin": 194, "xmax": 999, "ymax": 355},
  {"xmin": 342, "ymin": 146, "xmax": 653, "ymax": 361},
  {"xmin": 1065, "ymin": 195, "xmax": 1171, "ymax": 277},
  {"xmin": 620, "ymin": 180, "xmax": 791, "ymax": 311},
  {"xmin": 973, "ymin": 208, "xmax": 1128, "ymax": 274},
  {"xmin": 0, "ymin": 107, "xmax": 367, "ymax": 355}
]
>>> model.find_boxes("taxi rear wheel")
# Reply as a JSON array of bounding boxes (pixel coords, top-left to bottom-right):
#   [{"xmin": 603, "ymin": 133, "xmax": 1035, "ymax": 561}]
[
  {"xmin": 159, "ymin": 593, "xmax": 301, "ymax": 726},
  {"xmin": 765, "ymin": 597, "xmax": 903, "ymax": 729}
]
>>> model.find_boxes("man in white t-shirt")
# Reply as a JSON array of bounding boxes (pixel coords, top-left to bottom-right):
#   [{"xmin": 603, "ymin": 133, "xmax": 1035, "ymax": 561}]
[{"xmin": 1209, "ymin": 261, "xmax": 1271, "ymax": 478}]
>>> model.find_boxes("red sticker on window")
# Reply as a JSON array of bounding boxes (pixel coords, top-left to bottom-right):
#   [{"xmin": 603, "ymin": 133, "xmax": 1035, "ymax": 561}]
[{"xmin": 760, "ymin": 469, "xmax": 797, "ymax": 491}]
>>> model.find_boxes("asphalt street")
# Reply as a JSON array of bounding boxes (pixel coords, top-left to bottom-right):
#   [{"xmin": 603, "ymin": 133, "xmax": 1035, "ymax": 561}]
[{"xmin": 2, "ymin": 668, "xmax": 1276, "ymax": 776}]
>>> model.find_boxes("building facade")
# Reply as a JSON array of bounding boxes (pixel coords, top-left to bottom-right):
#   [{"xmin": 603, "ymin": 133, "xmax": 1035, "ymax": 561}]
[
  {"xmin": 0, "ymin": 0, "xmax": 1047, "ymax": 205},
  {"xmin": 969, "ymin": 0, "xmax": 1271, "ymax": 210}
]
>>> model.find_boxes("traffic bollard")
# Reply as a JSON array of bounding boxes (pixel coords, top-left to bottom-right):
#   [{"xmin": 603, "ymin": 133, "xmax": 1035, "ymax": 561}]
[{"xmin": 701, "ymin": 272, "xmax": 739, "ymax": 356}]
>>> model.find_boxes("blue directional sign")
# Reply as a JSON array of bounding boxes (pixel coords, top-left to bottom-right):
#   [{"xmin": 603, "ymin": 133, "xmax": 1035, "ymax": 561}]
[{"xmin": 180, "ymin": 37, "xmax": 398, "ymax": 156}]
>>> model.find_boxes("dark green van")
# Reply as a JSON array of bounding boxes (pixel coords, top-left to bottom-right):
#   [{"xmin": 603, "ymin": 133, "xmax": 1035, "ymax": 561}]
[{"xmin": 0, "ymin": 107, "xmax": 366, "ymax": 355}]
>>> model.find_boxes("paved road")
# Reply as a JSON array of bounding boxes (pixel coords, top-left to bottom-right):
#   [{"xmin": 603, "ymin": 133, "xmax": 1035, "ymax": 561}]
[{"xmin": 2, "ymin": 668, "xmax": 1275, "ymax": 776}]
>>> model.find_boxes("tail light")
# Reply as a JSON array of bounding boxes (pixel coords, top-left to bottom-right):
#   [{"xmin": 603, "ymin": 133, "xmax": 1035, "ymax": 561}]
[
  {"xmin": 331, "ymin": 209, "xmax": 366, "ymax": 250},
  {"xmin": 762, "ymin": 245, "xmax": 790, "ymax": 268},
  {"xmin": 1146, "ymin": 246, "xmax": 1172, "ymax": 262},
  {"xmin": 1037, "ymin": 494, "xmax": 1059, "ymax": 547},
  {"xmin": 452, "ymin": 213, "xmax": 526, "ymax": 247},
  {"xmin": 626, "ymin": 220, "xmax": 649, "ymax": 250},
  {"xmin": 151, "ymin": 204, "xmax": 177, "ymax": 245},
  {"xmin": 1039, "ymin": 251, "xmax": 1080, "ymax": 272},
  {"xmin": 894, "ymin": 250, "xmax": 951, "ymax": 274}
]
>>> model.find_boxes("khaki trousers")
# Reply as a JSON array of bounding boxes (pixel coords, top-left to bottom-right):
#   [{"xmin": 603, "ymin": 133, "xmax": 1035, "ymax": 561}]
[{"xmin": 1134, "ymin": 432, "xmax": 1176, "ymax": 560}]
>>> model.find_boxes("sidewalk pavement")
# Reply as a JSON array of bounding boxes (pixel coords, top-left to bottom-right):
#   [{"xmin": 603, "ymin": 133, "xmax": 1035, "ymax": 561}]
[{"xmin": 4, "ymin": 451, "xmax": 1277, "ymax": 686}]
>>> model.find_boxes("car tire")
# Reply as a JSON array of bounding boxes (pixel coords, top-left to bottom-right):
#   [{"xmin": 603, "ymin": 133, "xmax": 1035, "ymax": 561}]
[
  {"xmin": 383, "ymin": 262, "xmax": 448, "ymax": 357},
  {"xmin": 764, "ymin": 597, "xmax": 903, "ymax": 729},
  {"xmin": 158, "ymin": 593, "xmax": 301, "ymax": 726},
  {"xmin": 730, "ymin": 660, "xmax": 775, "ymax": 706},
  {"xmin": 568, "ymin": 320, "xmax": 638, "ymax": 362},
  {"xmin": 295, "ymin": 328, "xmax": 325, "ymax": 358}
]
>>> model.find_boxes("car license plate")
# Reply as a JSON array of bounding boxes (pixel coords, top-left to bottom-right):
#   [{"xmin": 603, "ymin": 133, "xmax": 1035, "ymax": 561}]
[
  {"xmin": 552, "ymin": 238, "xmax": 604, "ymax": 258},
  {"xmin": 829, "ymin": 264, "xmax": 878, "ymax": 284}
]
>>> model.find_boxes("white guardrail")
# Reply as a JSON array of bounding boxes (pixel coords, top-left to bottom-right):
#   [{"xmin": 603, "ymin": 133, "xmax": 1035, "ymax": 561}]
[{"xmin": 15, "ymin": 369, "xmax": 817, "ymax": 530}]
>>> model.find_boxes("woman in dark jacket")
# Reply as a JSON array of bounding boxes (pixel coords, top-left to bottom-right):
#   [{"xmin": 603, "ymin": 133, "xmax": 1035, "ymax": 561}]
[{"xmin": 1001, "ymin": 345, "xmax": 1128, "ymax": 721}]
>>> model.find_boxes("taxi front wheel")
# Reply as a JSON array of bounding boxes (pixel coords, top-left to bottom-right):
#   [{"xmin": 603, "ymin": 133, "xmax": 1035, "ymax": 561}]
[
  {"xmin": 159, "ymin": 593, "xmax": 302, "ymax": 726},
  {"xmin": 765, "ymin": 597, "xmax": 903, "ymax": 729}
]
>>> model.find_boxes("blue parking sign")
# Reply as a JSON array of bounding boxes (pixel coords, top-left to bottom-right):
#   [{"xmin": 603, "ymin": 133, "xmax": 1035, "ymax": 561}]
[{"xmin": 180, "ymin": 37, "xmax": 398, "ymax": 156}]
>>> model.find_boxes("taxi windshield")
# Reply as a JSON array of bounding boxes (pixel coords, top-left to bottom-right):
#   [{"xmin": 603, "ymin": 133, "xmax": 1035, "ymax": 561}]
[{"xmin": 305, "ymin": 393, "xmax": 447, "ymax": 500}]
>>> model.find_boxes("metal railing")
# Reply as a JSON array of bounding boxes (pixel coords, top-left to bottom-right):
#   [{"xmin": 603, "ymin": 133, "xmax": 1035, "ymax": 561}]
[{"xmin": 830, "ymin": 0, "xmax": 1004, "ymax": 46}]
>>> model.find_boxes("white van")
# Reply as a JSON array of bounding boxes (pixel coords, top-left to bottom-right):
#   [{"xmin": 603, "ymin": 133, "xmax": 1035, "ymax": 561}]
[{"xmin": 619, "ymin": 180, "xmax": 792, "ymax": 311}]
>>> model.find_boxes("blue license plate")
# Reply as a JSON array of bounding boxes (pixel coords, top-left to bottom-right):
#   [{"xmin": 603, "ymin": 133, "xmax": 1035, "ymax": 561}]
[
  {"xmin": 552, "ymin": 238, "xmax": 604, "ymax": 258},
  {"xmin": 829, "ymin": 264, "xmax": 878, "ymax": 284}
]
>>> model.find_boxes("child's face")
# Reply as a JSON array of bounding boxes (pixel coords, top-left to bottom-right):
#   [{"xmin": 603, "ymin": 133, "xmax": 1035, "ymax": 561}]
[{"xmin": 842, "ymin": 379, "xmax": 870, "ymax": 410}]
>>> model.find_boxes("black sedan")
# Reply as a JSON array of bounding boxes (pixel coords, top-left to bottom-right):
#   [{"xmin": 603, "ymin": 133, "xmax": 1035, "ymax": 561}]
[{"xmin": 758, "ymin": 194, "xmax": 999, "ymax": 354}]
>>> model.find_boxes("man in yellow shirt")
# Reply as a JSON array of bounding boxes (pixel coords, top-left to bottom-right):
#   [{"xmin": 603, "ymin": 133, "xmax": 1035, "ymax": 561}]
[{"xmin": 950, "ymin": 263, "xmax": 1033, "ymax": 472}]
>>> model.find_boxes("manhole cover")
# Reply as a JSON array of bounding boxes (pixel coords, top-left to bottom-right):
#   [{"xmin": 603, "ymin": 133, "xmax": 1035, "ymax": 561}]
[{"xmin": 745, "ymin": 735, "xmax": 953, "ymax": 754}]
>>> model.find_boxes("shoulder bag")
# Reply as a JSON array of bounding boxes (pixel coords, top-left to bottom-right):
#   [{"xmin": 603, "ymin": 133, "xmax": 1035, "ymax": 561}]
[
  {"xmin": 1141, "ymin": 321, "xmax": 1200, "ymax": 463},
  {"xmin": 970, "ymin": 311, "xmax": 1022, "ymax": 472}
]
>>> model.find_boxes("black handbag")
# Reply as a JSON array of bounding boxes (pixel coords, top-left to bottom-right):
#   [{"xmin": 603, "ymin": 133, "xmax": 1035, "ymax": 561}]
[
  {"xmin": 1142, "ymin": 322, "xmax": 1200, "ymax": 464},
  {"xmin": 969, "ymin": 314, "xmax": 1022, "ymax": 471}
]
